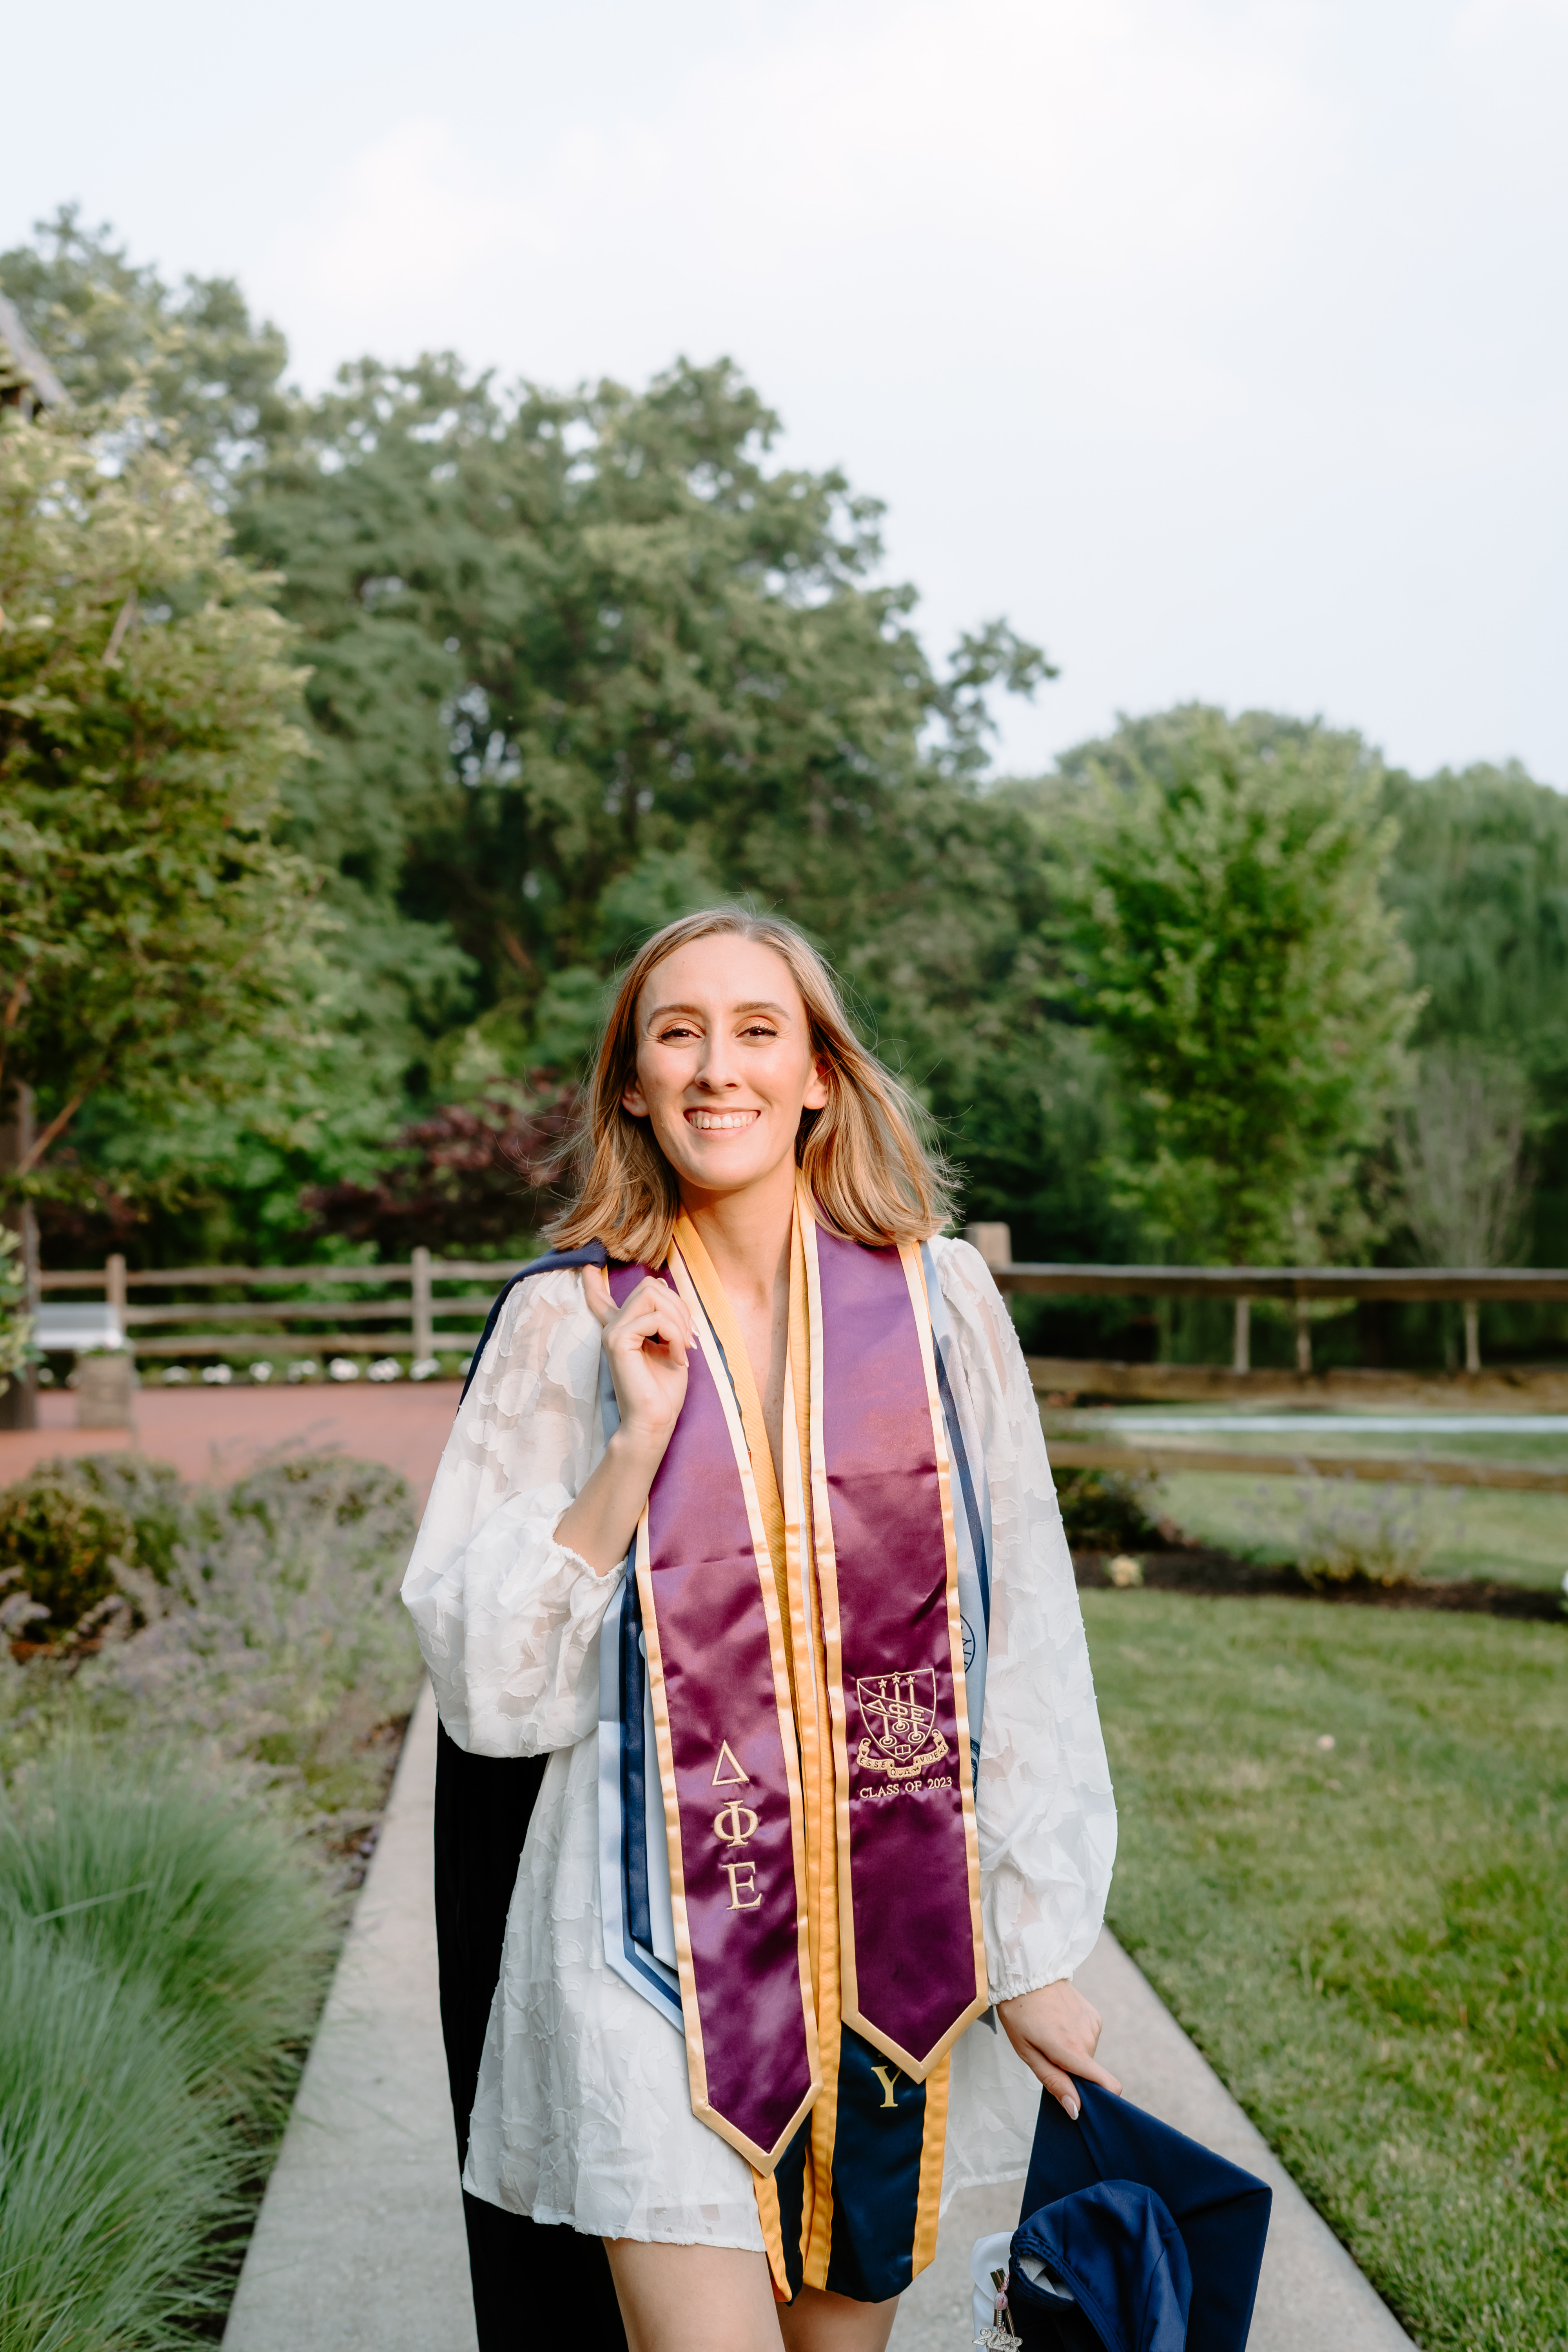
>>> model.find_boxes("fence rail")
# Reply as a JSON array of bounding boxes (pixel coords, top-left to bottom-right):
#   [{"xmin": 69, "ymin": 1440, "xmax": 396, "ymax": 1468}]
[
  {"xmin": 954, "ymin": 1224, "xmax": 1568, "ymax": 1379},
  {"xmin": 1026, "ymin": 1359, "xmax": 1568, "ymax": 1409},
  {"xmin": 33, "ymin": 1243, "xmax": 1568, "ymax": 1403},
  {"xmin": 40, "ymin": 1259, "xmax": 516, "ymax": 1288},
  {"xmin": 36, "ymin": 1248, "xmax": 519, "ymax": 1362},
  {"xmin": 991, "ymin": 1263, "xmax": 1568, "ymax": 1303},
  {"xmin": 1047, "ymin": 1439, "xmax": 1568, "ymax": 1495}
]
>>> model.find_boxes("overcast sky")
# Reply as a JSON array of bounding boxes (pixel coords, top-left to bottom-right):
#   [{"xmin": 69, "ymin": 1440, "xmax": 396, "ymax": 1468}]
[{"xmin": 7, "ymin": 0, "xmax": 1566, "ymax": 784}]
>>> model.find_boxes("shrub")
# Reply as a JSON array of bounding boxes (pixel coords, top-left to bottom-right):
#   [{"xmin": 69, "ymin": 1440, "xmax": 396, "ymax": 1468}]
[
  {"xmin": 0, "ymin": 1226, "xmax": 30, "ymax": 1397},
  {"xmin": 0, "ymin": 1452, "xmax": 421, "ymax": 1798},
  {"xmin": 64, "ymin": 1454, "xmax": 188, "ymax": 1584},
  {"xmin": 85, "ymin": 1452, "xmax": 421, "ymax": 1806},
  {"xmin": 1054, "ymin": 1465, "xmax": 1167, "ymax": 1553},
  {"xmin": 1290, "ymin": 1473, "xmax": 1440, "ymax": 1586},
  {"xmin": 224, "ymin": 1452, "xmax": 414, "ymax": 1573},
  {"xmin": 0, "ymin": 1468, "xmax": 138, "ymax": 1644}
]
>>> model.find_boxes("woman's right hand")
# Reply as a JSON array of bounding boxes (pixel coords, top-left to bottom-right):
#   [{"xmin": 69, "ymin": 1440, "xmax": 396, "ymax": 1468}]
[
  {"xmin": 558, "ymin": 1268, "xmax": 694, "ymax": 1575},
  {"xmin": 582, "ymin": 1265, "xmax": 693, "ymax": 1461}
]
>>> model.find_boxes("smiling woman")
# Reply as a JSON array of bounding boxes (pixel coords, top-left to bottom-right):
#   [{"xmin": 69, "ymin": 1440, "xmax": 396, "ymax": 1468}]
[
  {"xmin": 548, "ymin": 911, "xmax": 951, "ymax": 1270},
  {"xmin": 402, "ymin": 910, "xmax": 1118, "ymax": 2352}
]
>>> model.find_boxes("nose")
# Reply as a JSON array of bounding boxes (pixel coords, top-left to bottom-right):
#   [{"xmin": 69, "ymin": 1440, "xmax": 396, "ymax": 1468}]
[{"xmin": 693, "ymin": 1031, "xmax": 740, "ymax": 1091}]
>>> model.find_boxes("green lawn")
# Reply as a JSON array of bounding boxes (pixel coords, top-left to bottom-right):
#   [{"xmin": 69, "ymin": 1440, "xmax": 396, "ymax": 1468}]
[
  {"xmin": 1083, "ymin": 1591, "xmax": 1568, "ymax": 2352},
  {"xmin": 1154, "ymin": 1468, "xmax": 1568, "ymax": 1591}
]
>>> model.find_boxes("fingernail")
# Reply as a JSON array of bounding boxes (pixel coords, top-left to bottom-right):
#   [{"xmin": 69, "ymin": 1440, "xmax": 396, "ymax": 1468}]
[{"xmin": 1064, "ymin": 2096, "xmax": 1079, "ymax": 2120}]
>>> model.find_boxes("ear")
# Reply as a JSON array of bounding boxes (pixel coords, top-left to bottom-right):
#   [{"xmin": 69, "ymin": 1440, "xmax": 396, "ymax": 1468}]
[
  {"xmin": 622, "ymin": 1078, "xmax": 650, "ymax": 1118},
  {"xmin": 802, "ymin": 1057, "xmax": 831, "ymax": 1112}
]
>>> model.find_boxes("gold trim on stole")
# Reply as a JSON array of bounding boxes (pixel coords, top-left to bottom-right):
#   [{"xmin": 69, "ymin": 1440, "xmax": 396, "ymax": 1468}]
[
  {"xmin": 904, "ymin": 1241, "xmax": 992, "ymax": 2042},
  {"xmin": 786, "ymin": 1206, "xmax": 844, "ymax": 2290},
  {"xmin": 911, "ymin": 2054, "xmax": 951, "ymax": 2275}
]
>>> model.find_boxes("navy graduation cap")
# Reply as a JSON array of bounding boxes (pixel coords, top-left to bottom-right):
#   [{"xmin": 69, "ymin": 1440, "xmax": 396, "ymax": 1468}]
[{"xmin": 1002, "ymin": 2082, "xmax": 1271, "ymax": 2352}]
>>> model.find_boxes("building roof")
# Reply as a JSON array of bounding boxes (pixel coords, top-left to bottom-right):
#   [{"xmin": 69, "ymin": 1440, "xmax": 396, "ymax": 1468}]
[{"xmin": 0, "ymin": 292, "xmax": 67, "ymax": 412}]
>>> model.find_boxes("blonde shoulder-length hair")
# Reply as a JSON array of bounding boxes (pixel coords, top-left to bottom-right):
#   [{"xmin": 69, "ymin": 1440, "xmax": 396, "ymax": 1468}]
[{"xmin": 544, "ymin": 909, "xmax": 954, "ymax": 1266}]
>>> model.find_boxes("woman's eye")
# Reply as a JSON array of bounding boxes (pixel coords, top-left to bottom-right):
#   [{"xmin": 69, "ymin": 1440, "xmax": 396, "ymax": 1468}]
[
  {"xmin": 658, "ymin": 1024, "xmax": 698, "ymax": 1042},
  {"xmin": 740, "ymin": 1024, "xmax": 778, "ymax": 1040}
]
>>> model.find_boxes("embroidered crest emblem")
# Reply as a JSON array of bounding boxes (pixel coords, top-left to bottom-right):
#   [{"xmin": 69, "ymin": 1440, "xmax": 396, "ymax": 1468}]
[{"xmin": 855, "ymin": 1669, "xmax": 949, "ymax": 1780}]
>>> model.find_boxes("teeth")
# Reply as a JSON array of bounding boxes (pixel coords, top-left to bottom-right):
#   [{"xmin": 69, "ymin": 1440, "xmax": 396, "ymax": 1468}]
[{"xmin": 689, "ymin": 1111, "xmax": 759, "ymax": 1131}]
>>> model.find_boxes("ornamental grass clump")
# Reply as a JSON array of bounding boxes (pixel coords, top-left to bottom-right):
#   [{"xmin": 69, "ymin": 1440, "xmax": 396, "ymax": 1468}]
[
  {"xmin": 0, "ymin": 1742, "xmax": 335, "ymax": 2126},
  {"xmin": 0, "ymin": 1927, "xmax": 229, "ymax": 2352},
  {"xmin": 0, "ymin": 1745, "xmax": 335, "ymax": 2350}
]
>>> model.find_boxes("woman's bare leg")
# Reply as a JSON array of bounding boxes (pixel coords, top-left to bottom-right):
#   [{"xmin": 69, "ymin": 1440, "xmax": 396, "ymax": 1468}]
[
  {"xmin": 604, "ymin": 2240, "xmax": 780, "ymax": 2352},
  {"xmin": 779, "ymin": 2281, "xmax": 899, "ymax": 2352},
  {"xmin": 603, "ymin": 2242, "xmax": 898, "ymax": 2352}
]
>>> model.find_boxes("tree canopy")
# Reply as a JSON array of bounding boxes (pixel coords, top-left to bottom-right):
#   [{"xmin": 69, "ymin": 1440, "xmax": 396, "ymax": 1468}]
[
  {"xmin": 4, "ymin": 211, "xmax": 1564, "ymax": 1305},
  {"xmin": 235, "ymin": 352, "xmax": 1050, "ymax": 1057},
  {"xmin": 0, "ymin": 407, "xmax": 321, "ymax": 1200}
]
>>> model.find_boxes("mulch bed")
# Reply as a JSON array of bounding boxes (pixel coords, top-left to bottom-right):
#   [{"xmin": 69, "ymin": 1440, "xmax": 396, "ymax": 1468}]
[{"xmin": 1073, "ymin": 1546, "xmax": 1565, "ymax": 1622}]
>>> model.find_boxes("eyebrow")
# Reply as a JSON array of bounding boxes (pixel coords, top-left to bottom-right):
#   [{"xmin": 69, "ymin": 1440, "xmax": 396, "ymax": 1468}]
[{"xmin": 643, "ymin": 999, "xmax": 792, "ymax": 1024}]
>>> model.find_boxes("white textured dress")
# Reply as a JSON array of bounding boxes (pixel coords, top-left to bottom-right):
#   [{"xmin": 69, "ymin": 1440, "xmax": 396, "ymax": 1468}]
[{"xmin": 402, "ymin": 1236, "xmax": 1116, "ymax": 2253}]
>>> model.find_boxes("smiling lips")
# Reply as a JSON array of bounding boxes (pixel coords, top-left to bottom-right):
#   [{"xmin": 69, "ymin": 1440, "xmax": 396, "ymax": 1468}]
[{"xmin": 685, "ymin": 1108, "xmax": 760, "ymax": 1131}]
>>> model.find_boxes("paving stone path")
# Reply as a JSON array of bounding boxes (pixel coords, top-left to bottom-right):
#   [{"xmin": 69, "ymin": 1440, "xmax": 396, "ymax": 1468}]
[
  {"xmin": 2, "ymin": 1380, "xmax": 463, "ymax": 1501},
  {"xmin": 226, "ymin": 1681, "xmax": 1414, "ymax": 2352}
]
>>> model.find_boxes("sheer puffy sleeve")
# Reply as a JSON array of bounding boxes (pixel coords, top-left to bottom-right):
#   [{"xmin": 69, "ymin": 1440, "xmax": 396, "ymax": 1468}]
[
  {"xmin": 401, "ymin": 1268, "xmax": 621, "ymax": 1759},
  {"xmin": 931, "ymin": 1237, "xmax": 1117, "ymax": 2002}
]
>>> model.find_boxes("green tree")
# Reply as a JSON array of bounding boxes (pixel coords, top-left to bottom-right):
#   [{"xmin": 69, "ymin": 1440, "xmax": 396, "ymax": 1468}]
[
  {"xmin": 0, "ymin": 407, "xmax": 322, "ymax": 1201},
  {"xmin": 1060, "ymin": 705, "xmax": 1420, "ymax": 1265},
  {"xmin": 236, "ymin": 355, "xmax": 1048, "ymax": 1047},
  {"xmin": 1379, "ymin": 760, "xmax": 1568, "ymax": 1266},
  {"xmin": 1, "ymin": 217, "xmax": 474, "ymax": 1258}
]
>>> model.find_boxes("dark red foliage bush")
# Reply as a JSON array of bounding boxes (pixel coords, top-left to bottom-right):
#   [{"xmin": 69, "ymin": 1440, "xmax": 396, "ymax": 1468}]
[{"xmin": 303, "ymin": 1077, "xmax": 581, "ymax": 1256}]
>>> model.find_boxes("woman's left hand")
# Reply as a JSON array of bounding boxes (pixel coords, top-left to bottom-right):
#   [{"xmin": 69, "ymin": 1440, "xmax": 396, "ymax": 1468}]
[{"xmin": 996, "ymin": 1978, "xmax": 1121, "ymax": 2121}]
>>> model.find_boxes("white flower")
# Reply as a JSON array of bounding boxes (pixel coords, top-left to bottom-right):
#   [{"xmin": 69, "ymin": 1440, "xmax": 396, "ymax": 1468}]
[
  {"xmin": 328, "ymin": 1357, "xmax": 359, "ymax": 1382},
  {"xmin": 367, "ymin": 1357, "xmax": 401, "ymax": 1382},
  {"xmin": 201, "ymin": 1363, "xmax": 234, "ymax": 1386}
]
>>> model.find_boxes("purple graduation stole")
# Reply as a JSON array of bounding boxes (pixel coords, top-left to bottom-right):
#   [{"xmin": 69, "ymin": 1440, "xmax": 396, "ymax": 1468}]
[{"xmin": 604, "ymin": 1189, "xmax": 988, "ymax": 2187}]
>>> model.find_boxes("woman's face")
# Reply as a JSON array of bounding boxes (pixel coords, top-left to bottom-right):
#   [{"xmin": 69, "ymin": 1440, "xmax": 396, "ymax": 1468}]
[{"xmin": 623, "ymin": 935, "xmax": 829, "ymax": 1204}]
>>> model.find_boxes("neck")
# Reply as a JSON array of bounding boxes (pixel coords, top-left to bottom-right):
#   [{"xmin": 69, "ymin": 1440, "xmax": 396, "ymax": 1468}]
[{"xmin": 677, "ymin": 1156, "xmax": 797, "ymax": 1312}]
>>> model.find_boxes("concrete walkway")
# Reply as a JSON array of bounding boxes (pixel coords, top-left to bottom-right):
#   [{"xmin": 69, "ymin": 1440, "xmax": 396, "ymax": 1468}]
[
  {"xmin": 226, "ymin": 1681, "xmax": 1413, "ymax": 2352},
  {"xmin": 223, "ymin": 1682, "xmax": 477, "ymax": 2352}
]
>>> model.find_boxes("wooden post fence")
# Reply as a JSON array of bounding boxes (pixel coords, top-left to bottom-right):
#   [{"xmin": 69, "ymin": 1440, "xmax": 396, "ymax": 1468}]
[{"xmin": 28, "ymin": 1236, "xmax": 1568, "ymax": 1490}]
